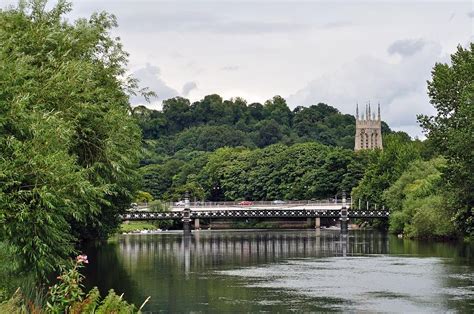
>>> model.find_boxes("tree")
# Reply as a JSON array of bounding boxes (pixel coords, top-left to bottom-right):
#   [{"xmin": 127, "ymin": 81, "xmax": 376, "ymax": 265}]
[
  {"xmin": 351, "ymin": 132, "xmax": 421, "ymax": 206},
  {"xmin": 256, "ymin": 120, "xmax": 283, "ymax": 147},
  {"xmin": 263, "ymin": 96, "xmax": 292, "ymax": 126},
  {"xmin": 162, "ymin": 97, "xmax": 192, "ymax": 133},
  {"xmin": 384, "ymin": 158, "xmax": 455, "ymax": 238},
  {"xmin": 418, "ymin": 44, "xmax": 473, "ymax": 237},
  {"xmin": 0, "ymin": 1, "xmax": 142, "ymax": 276}
]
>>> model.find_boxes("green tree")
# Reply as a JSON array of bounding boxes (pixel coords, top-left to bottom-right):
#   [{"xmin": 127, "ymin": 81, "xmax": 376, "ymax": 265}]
[
  {"xmin": 263, "ymin": 96, "xmax": 293, "ymax": 127},
  {"xmin": 351, "ymin": 132, "xmax": 421, "ymax": 206},
  {"xmin": 418, "ymin": 44, "xmax": 474, "ymax": 237},
  {"xmin": 384, "ymin": 158, "xmax": 455, "ymax": 238},
  {"xmin": 0, "ymin": 1, "xmax": 142, "ymax": 275},
  {"xmin": 256, "ymin": 119, "xmax": 284, "ymax": 147}
]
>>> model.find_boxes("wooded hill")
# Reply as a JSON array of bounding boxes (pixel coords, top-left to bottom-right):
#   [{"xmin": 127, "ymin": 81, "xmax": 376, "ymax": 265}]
[
  {"xmin": 133, "ymin": 96, "xmax": 392, "ymax": 202},
  {"xmin": 133, "ymin": 95, "xmax": 391, "ymax": 164}
]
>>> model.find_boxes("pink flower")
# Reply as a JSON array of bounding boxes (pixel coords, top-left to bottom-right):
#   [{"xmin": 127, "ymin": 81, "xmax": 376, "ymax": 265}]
[{"xmin": 76, "ymin": 254, "xmax": 89, "ymax": 264}]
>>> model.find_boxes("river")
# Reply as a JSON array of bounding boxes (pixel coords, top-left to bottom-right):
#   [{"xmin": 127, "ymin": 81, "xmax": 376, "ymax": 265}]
[{"xmin": 83, "ymin": 230, "xmax": 473, "ymax": 312}]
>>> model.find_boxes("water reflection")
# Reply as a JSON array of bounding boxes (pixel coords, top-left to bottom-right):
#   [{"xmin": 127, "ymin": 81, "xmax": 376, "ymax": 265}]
[
  {"xmin": 84, "ymin": 230, "xmax": 473, "ymax": 312},
  {"xmin": 116, "ymin": 230, "xmax": 388, "ymax": 270}
]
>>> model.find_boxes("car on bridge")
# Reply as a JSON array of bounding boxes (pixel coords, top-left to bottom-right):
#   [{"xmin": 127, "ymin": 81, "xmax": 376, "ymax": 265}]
[
  {"xmin": 175, "ymin": 200, "xmax": 185, "ymax": 206},
  {"xmin": 238, "ymin": 201, "xmax": 254, "ymax": 206},
  {"xmin": 272, "ymin": 200, "xmax": 286, "ymax": 205}
]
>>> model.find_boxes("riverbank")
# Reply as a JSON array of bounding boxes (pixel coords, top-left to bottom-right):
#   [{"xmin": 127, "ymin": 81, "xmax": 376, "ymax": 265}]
[{"xmin": 120, "ymin": 221, "xmax": 162, "ymax": 234}]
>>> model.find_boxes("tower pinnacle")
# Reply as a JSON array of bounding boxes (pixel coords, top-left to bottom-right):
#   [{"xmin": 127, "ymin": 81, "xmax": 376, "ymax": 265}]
[{"xmin": 368, "ymin": 101, "xmax": 371, "ymax": 121}]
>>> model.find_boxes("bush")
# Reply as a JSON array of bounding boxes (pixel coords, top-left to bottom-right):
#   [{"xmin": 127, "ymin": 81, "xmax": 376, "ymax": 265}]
[{"xmin": 1, "ymin": 255, "xmax": 148, "ymax": 313}]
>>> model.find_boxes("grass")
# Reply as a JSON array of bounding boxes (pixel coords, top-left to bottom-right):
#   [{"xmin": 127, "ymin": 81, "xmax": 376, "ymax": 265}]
[{"xmin": 120, "ymin": 221, "xmax": 159, "ymax": 233}]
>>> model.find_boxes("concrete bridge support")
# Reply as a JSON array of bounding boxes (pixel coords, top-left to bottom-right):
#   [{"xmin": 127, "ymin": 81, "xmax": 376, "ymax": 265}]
[
  {"xmin": 315, "ymin": 217, "xmax": 321, "ymax": 229},
  {"xmin": 182, "ymin": 193, "xmax": 191, "ymax": 235},
  {"xmin": 194, "ymin": 218, "xmax": 200, "ymax": 230},
  {"xmin": 340, "ymin": 191, "xmax": 348, "ymax": 234}
]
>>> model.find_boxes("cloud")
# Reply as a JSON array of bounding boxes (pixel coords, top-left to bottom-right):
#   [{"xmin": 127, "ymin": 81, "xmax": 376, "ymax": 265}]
[
  {"xmin": 221, "ymin": 65, "xmax": 240, "ymax": 71},
  {"xmin": 130, "ymin": 64, "xmax": 179, "ymax": 109},
  {"xmin": 321, "ymin": 21, "xmax": 351, "ymax": 29},
  {"xmin": 287, "ymin": 39, "xmax": 444, "ymax": 137},
  {"xmin": 182, "ymin": 81, "xmax": 198, "ymax": 96},
  {"xmin": 468, "ymin": 11, "xmax": 474, "ymax": 18},
  {"xmin": 388, "ymin": 39, "xmax": 428, "ymax": 57},
  {"xmin": 94, "ymin": 4, "xmax": 313, "ymax": 35}
]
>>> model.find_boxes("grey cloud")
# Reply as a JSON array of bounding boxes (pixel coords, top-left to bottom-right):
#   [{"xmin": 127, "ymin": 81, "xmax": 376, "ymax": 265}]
[
  {"xmin": 388, "ymin": 39, "xmax": 428, "ymax": 57},
  {"xmin": 130, "ymin": 64, "xmax": 179, "ymax": 105},
  {"xmin": 287, "ymin": 40, "xmax": 443, "ymax": 137},
  {"xmin": 182, "ymin": 81, "xmax": 198, "ymax": 96},
  {"xmin": 468, "ymin": 11, "xmax": 474, "ymax": 18},
  {"xmin": 72, "ymin": 3, "xmax": 313, "ymax": 35}
]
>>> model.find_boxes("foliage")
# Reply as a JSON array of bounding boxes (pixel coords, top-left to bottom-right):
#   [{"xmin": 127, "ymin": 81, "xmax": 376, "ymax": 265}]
[
  {"xmin": 0, "ymin": 289, "xmax": 25, "ymax": 313},
  {"xmin": 351, "ymin": 132, "xmax": 421, "ymax": 206},
  {"xmin": 135, "ymin": 96, "xmax": 391, "ymax": 153},
  {"xmin": 0, "ymin": 1, "xmax": 142, "ymax": 276},
  {"xmin": 0, "ymin": 254, "xmax": 144, "ymax": 313},
  {"xmin": 135, "ymin": 191, "xmax": 153, "ymax": 203},
  {"xmin": 46, "ymin": 255, "xmax": 143, "ymax": 313},
  {"xmin": 120, "ymin": 221, "xmax": 159, "ymax": 233},
  {"xmin": 141, "ymin": 142, "xmax": 363, "ymax": 202},
  {"xmin": 418, "ymin": 44, "xmax": 474, "ymax": 237},
  {"xmin": 384, "ymin": 158, "xmax": 456, "ymax": 238},
  {"xmin": 149, "ymin": 200, "xmax": 171, "ymax": 212}
]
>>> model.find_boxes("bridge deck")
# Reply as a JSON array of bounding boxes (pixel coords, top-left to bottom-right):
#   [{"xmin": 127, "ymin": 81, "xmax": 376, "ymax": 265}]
[{"xmin": 122, "ymin": 208, "xmax": 389, "ymax": 220}]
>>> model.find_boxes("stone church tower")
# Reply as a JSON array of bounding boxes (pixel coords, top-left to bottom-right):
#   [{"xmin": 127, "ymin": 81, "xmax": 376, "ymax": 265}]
[{"xmin": 354, "ymin": 103, "xmax": 383, "ymax": 151}]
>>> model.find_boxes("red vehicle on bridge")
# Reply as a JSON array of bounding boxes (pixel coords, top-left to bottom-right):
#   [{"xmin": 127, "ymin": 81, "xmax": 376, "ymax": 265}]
[{"xmin": 238, "ymin": 201, "xmax": 254, "ymax": 206}]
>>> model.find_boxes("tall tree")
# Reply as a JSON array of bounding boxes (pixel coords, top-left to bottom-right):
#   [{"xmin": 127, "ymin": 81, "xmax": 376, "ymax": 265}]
[
  {"xmin": 418, "ymin": 44, "xmax": 474, "ymax": 237},
  {"xmin": 0, "ymin": 0, "xmax": 142, "ymax": 275}
]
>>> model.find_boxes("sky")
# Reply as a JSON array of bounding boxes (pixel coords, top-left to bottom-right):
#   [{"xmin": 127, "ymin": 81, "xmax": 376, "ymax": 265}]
[{"xmin": 3, "ymin": 0, "xmax": 473, "ymax": 137}]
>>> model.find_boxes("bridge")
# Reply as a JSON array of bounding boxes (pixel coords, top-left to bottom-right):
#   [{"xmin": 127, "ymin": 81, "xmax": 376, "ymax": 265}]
[
  {"xmin": 122, "ymin": 194, "xmax": 389, "ymax": 234},
  {"xmin": 122, "ymin": 208, "xmax": 389, "ymax": 220}
]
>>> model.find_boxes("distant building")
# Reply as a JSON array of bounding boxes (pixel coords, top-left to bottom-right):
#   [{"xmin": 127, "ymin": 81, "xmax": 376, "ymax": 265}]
[{"xmin": 354, "ymin": 103, "xmax": 383, "ymax": 151}]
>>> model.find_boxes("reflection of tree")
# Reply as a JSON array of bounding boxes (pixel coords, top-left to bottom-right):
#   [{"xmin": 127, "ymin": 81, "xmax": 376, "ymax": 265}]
[{"xmin": 82, "ymin": 241, "xmax": 142, "ymax": 305}]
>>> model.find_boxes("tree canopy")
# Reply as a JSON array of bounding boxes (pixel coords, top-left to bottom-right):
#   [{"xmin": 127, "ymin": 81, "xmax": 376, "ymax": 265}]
[
  {"xmin": 0, "ymin": 0, "xmax": 142, "ymax": 276},
  {"xmin": 418, "ymin": 44, "xmax": 474, "ymax": 237}
]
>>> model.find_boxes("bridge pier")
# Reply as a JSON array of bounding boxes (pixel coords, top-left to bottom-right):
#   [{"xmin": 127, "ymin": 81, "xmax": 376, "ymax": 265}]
[
  {"xmin": 315, "ymin": 217, "xmax": 321, "ymax": 229},
  {"xmin": 194, "ymin": 218, "xmax": 200, "ymax": 230},
  {"xmin": 182, "ymin": 192, "xmax": 191, "ymax": 235},
  {"xmin": 340, "ymin": 191, "xmax": 348, "ymax": 234}
]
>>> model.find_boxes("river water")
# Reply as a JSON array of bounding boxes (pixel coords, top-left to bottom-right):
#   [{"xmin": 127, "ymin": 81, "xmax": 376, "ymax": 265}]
[{"xmin": 84, "ymin": 230, "xmax": 473, "ymax": 312}]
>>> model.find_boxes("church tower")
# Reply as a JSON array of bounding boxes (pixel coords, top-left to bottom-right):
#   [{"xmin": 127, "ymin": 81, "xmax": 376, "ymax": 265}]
[{"xmin": 354, "ymin": 102, "xmax": 383, "ymax": 151}]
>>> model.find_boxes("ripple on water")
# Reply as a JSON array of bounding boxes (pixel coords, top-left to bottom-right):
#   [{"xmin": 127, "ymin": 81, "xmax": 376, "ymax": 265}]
[{"xmin": 218, "ymin": 255, "xmax": 472, "ymax": 313}]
